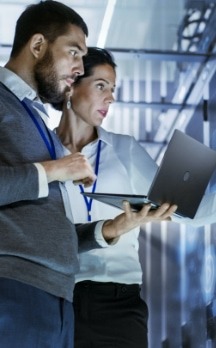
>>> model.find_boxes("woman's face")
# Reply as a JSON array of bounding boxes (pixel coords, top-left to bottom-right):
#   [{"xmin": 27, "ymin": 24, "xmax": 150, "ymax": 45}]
[{"xmin": 71, "ymin": 63, "xmax": 116, "ymax": 126}]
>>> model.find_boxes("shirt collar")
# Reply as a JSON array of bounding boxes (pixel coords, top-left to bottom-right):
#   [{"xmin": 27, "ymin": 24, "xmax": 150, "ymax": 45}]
[
  {"xmin": 97, "ymin": 127, "xmax": 113, "ymax": 146},
  {"xmin": 0, "ymin": 66, "xmax": 37, "ymax": 101}
]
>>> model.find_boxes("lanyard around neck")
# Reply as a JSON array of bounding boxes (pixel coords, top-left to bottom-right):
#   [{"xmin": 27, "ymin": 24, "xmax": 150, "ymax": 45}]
[
  {"xmin": 79, "ymin": 139, "xmax": 102, "ymax": 221},
  {"xmin": 21, "ymin": 99, "xmax": 56, "ymax": 160}
]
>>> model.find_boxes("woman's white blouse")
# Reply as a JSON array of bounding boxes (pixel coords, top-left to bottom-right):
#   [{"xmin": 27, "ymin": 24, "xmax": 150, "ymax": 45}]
[{"xmin": 65, "ymin": 127, "xmax": 158, "ymax": 284}]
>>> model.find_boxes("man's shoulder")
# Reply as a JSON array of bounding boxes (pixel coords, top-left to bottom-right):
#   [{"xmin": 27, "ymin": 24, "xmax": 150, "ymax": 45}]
[{"xmin": 0, "ymin": 86, "xmax": 21, "ymax": 115}]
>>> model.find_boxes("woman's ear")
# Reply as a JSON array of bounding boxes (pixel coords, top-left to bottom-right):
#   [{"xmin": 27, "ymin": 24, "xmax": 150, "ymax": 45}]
[{"xmin": 30, "ymin": 33, "xmax": 47, "ymax": 58}]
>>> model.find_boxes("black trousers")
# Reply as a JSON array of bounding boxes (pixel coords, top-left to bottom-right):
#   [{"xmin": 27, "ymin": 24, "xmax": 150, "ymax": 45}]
[{"xmin": 73, "ymin": 281, "xmax": 148, "ymax": 348}]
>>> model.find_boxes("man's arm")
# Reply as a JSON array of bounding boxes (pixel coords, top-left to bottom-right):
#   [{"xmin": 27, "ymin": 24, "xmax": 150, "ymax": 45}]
[
  {"xmin": 0, "ymin": 164, "xmax": 39, "ymax": 206},
  {"xmin": 0, "ymin": 151, "xmax": 96, "ymax": 206}
]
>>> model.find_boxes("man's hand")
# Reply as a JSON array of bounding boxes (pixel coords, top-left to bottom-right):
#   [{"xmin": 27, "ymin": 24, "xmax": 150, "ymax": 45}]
[
  {"xmin": 40, "ymin": 153, "xmax": 97, "ymax": 187},
  {"xmin": 102, "ymin": 201, "xmax": 178, "ymax": 243}
]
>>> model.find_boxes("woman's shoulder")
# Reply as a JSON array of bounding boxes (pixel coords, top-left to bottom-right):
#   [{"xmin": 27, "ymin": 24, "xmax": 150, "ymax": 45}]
[{"xmin": 99, "ymin": 127, "xmax": 135, "ymax": 144}]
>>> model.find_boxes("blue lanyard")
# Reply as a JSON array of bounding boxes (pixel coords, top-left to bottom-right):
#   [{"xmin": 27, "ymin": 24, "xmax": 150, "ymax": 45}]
[
  {"xmin": 21, "ymin": 100, "xmax": 56, "ymax": 160},
  {"xmin": 79, "ymin": 139, "xmax": 102, "ymax": 221}
]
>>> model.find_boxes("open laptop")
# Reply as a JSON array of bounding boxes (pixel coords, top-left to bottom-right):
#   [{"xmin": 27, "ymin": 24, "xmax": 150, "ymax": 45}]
[{"xmin": 82, "ymin": 129, "xmax": 216, "ymax": 218}]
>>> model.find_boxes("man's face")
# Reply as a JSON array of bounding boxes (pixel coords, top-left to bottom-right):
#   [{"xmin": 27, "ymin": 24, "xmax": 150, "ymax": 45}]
[{"xmin": 34, "ymin": 24, "xmax": 87, "ymax": 103}]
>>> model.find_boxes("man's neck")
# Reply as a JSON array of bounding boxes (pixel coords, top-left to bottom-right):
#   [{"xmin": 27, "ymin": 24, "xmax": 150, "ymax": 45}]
[{"xmin": 5, "ymin": 56, "xmax": 36, "ymax": 92}]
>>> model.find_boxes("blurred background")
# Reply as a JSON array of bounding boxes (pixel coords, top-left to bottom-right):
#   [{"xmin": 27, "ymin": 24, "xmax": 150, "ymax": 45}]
[{"xmin": 1, "ymin": 1, "xmax": 216, "ymax": 347}]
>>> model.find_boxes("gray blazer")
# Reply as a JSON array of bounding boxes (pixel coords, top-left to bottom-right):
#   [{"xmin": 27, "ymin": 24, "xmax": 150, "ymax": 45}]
[{"xmin": 0, "ymin": 82, "xmax": 100, "ymax": 302}]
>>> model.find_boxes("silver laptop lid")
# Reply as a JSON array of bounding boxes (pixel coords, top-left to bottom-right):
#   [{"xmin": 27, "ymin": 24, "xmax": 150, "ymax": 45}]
[{"xmin": 148, "ymin": 129, "xmax": 216, "ymax": 218}]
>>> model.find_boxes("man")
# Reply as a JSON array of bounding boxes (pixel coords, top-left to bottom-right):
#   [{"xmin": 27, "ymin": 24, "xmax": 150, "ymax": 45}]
[{"xmin": 0, "ymin": 1, "xmax": 176, "ymax": 347}]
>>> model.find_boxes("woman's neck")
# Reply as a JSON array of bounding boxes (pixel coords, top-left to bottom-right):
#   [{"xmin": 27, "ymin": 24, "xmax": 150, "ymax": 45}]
[{"xmin": 57, "ymin": 110, "xmax": 98, "ymax": 153}]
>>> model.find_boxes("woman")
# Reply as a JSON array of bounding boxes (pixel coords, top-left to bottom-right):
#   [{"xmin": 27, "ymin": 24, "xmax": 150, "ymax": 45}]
[{"xmin": 56, "ymin": 47, "xmax": 158, "ymax": 347}]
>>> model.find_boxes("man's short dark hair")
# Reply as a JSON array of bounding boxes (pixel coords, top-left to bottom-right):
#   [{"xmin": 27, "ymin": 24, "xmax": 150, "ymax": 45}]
[{"xmin": 10, "ymin": 0, "xmax": 88, "ymax": 58}]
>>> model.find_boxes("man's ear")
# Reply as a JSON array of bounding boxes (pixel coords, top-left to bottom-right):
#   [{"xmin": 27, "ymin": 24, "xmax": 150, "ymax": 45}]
[{"xmin": 30, "ymin": 34, "xmax": 47, "ymax": 58}]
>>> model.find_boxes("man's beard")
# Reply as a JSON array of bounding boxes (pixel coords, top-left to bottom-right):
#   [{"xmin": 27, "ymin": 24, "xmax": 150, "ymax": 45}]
[{"xmin": 34, "ymin": 48, "xmax": 65, "ymax": 104}]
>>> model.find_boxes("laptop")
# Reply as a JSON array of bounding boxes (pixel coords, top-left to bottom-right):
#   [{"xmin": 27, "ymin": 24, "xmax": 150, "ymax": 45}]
[{"xmin": 82, "ymin": 129, "xmax": 216, "ymax": 218}]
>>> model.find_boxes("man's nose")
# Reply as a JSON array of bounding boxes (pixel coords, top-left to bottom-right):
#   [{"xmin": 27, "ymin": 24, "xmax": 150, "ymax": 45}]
[{"xmin": 73, "ymin": 59, "xmax": 84, "ymax": 77}]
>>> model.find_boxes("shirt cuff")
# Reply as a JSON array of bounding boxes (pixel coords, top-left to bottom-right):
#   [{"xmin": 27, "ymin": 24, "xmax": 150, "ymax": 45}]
[
  {"xmin": 94, "ymin": 220, "xmax": 120, "ymax": 246},
  {"xmin": 94, "ymin": 220, "xmax": 110, "ymax": 247},
  {"xmin": 33, "ymin": 163, "xmax": 49, "ymax": 198}
]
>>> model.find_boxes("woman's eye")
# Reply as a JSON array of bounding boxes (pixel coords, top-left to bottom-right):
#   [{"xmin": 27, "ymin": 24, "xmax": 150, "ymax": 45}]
[{"xmin": 97, "ymin": 83, "xmax": 104, "ymax": 90}]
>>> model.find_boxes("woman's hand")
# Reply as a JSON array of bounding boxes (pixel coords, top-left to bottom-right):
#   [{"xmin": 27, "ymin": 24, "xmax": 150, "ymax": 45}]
[{"xmin": 102, "ymin": 201, "xmax": 177, "ymax": 243}]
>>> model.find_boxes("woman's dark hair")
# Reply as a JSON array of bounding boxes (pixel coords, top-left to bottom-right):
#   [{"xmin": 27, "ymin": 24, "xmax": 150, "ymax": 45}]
[
  {"xmin": 74, "ymin": 47, "xmax": 117, "ymax": 85},
  {"xmin": 10, "ymin": 0, "xmax": 88, "ymax": 58}
]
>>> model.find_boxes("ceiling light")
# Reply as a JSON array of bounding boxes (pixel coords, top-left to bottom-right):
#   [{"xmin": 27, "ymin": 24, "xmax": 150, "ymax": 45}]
[{"xmin": 97, "ymin": 0, "xmax": 116, "ymax": 48}]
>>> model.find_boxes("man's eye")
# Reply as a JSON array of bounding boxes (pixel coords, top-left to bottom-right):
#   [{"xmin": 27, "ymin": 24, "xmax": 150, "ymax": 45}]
[{"xmin": 70, "ymin": 50, "xmax": 77, "ymax": 57}]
